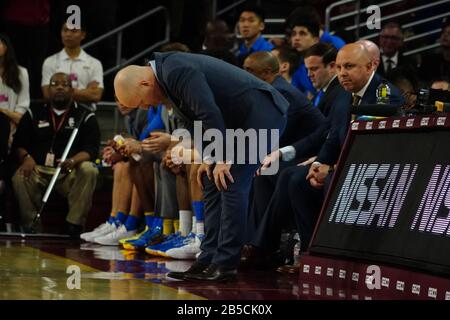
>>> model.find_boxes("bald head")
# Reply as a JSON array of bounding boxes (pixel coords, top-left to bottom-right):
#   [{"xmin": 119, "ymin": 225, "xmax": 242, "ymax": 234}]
[
  {"xmin": 243, "ymin": 51, "xmax": 279, "ymax": 83},
  {"xmin": 336, "ymin": 43, "xmax": 374, "ymax": 93},
  {"xmin": 356, "ymin": 39, "xmax": 380, "ymax": 70},
  {"xmin": 114, "ymin": 65, "xmax": 165, "ymax": 109}
]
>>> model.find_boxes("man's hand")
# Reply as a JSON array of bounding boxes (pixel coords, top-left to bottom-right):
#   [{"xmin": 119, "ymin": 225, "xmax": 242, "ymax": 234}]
[
  {"xmin": 298, "ymin": 156, "xmax": 317, "ymax": 167},
  {"xmin": 256, "ymin": 150, "xmax": 281, "ymax": 176},
  {"xmin": 19, "ymin": 156, "xmax": 36, "ymax": 178},
  {"xmin": 118, "ymin": 138, "xmax": 142, "ymax": 156},
  {"xmin": 213, "ymin": 162, "xmax": 234, "ymax": 191},
  {"xmin": 59, "ymin": 158, "xmax": 77, "ymax": 173},
  {"xmin": 162, "ymin": 148, "xmax": 184, "ymax": 175},
  {"xmin": 197, "ymin": 162, "xmax": 213, "ymax": 190},
  {"xmin": 141, "ymin": 131, "xmax": 171, "ymax": 153},
  {"xmin": 102, "ymin": 146, "xmax": 114, "ymax": 162},
  {"xmin": 306, "ymin": 163, "xmax": 331, "ymax": 189}
]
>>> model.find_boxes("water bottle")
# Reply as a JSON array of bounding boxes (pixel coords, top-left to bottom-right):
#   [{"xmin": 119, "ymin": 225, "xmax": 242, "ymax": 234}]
[{"xmin": 376, "ymin": 82, "xmax": 391, "ymax": 104}]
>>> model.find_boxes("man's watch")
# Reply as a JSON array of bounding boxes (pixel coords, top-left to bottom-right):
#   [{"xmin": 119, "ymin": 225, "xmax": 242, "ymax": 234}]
[{"xmin": 328, "ymin": 166, "xmax": 335, "ymax": 174}]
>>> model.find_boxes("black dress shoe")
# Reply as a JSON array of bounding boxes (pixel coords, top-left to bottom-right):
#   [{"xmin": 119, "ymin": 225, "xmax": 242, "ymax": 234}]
[
  {"xmin": 64, "ymin": 222, "xmax": 83, "ymax": 240},
  {"xmin": 167, "ymin": 262, "xmax": 209, "ymax": 280},
  {"xmin": 186, "ymin": 264, "xmax": 237, "ymax": 282}
]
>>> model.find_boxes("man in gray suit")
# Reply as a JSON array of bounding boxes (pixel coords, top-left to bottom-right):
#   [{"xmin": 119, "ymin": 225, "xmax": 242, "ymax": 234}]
[{"xmin": 114, "ymin": 52, "xmax": 288, "ymax": 282}]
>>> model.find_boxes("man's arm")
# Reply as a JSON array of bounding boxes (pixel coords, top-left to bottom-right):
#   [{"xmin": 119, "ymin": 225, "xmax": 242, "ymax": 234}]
[
  {"xmin": 73, "ymin": 81, "xmax": 104, "ymax": 103},
  {"xmin": 43, "ymin": 82, "xmax": 103, "ymax": 103}
]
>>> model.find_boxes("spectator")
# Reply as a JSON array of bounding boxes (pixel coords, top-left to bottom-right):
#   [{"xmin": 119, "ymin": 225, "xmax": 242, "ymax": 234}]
[
  {"xmin": 0, "ymin": 0, "xmax": 49, "ymax": 99},
  {"xmin": 237, "ymin": 4, "xmax": 274, "ymax": 65},
  {"xmin": 0, "ymin": 112, "xmax": 9, "ymax": 231},
  {"xmin": 0, "ymin": 33, "xmax": 30, "ymax": 134},
  {"xmin": 419, "ymin": 20, "xmax": 450, "ymax": 83},
  {"xmin": 286, "ymin": 13, "xmax": 320, "ymax": 98},
  {"xmin": 42, "ymin": 23, "xmax": 104, "ymax": 105},
  {"xmin": 12, "ymin": 72, "xmax": 100, "ymax": 237},
  {"xmin": 202, "ymin": 19, "xmax": 235, "ymax": 52},
  {"xmin": 286, "ymin": 5, "xmax": 346, "ymax": 50},
  {"xmin": 287, "ymin": 6, "xmax": 346, "ymax": 98},
  {"xmin": 378, "ymin": 22, "xmax": 417, "ymax": 77}
]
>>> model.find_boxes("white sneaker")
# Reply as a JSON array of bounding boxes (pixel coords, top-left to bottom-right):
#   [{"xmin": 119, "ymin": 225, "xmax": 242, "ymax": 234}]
[
  {"xmin": 94, "ymin": 225, "xmax": 137, "ymax": 246},
  {"xmin": 81, "ymin": 222, "xmax": 116, "ymax": 242},
  {"xmin": 165, "ymin": 235, "xmax": 203, "ymax": 260},
  {"xmin": 164, "ymin": 260, "xmax": 192, "ymax": 273}
]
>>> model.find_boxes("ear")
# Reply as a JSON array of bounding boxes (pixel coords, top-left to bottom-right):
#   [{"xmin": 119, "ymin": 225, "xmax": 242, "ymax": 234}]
[
  {"xmin": 327, "ymin": 61, "xmax": 336, "ymax": 71},
  {"xmin": 280, "ymin": 62, "xmax": 290, "ymax": 73},
  {"xmin": 140, "ymin": 79, "xmax": 152, "ymax": 87},
  {"xmin": 259, "ymin": 22, "xmax": 265, "ymax": 32}
]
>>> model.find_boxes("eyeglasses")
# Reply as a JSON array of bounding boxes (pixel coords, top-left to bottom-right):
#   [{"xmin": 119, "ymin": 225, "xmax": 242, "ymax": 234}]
[{"xmin": 49, "ymin": 80, "xmax": 71, "ymax": 87}]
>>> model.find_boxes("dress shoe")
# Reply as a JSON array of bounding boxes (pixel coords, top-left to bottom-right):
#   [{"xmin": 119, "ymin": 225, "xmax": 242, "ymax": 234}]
[
  {"xmin": 240, "ymin": 245, "xmax": 285, "ymax": 270},
  {"xmin": 240, "ymin": 245, "xmax": 265, "ymax": 268},
  {"xmin": 167, "ymin": 261, "xmax": 209, "ymax": 280},
  {"xmin": 65, "ymin": 222, "xmax": 83, "ymax": 240},
  {"xmin": 186, "ymin": 264, "xmax": 237, "ymax": 282}
]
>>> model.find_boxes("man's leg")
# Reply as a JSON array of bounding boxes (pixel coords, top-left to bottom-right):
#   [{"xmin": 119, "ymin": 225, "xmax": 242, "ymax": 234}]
[
  {"xmin": 58, "ymin": 162, "xmax": 98, "ymax": 227},
  {"xmin": 12, "ymin": 166, "xmax": 49, "ymax": 230},
  {"xmin": 289, "ymin": 165, "xmax": 324, "ymax": 252},
  {"xmin": 250, "ymin": 165, "xmax": 299, "ymax": 253},
  {"xmin": 247, "ymin": 160, "xmax": 296, "ymax": 242},
  {"xmin": 211, "ymin": 163, "xmax": 259, "ymax": 269},
  {"xmin": 129, "ymin": 160, "xmax": 155, "ymax": 213},
  {"xmin": 197, "ymin": 168, "xmax": 221, "ymax": 266},
  {"xmin": 113, "ymin": 161, "xmax": 133, "ymax": 216}
]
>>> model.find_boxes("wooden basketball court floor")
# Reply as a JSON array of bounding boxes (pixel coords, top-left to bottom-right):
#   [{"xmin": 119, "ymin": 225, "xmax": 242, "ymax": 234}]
[{"xmin": 0, "ymin": 237, "xmax": 301, "ymax": 300}]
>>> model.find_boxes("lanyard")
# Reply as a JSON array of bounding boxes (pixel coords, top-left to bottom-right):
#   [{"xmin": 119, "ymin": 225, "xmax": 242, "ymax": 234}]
[{"xmin": 49, "ymin": 109, "xmax": 70, "ymax": 153}]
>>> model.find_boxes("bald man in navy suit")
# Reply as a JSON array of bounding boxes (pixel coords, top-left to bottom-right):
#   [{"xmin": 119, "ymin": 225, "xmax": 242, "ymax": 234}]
[{"xmin": 114, "ymin": 52, "xmax": 289, "ymax": 282}]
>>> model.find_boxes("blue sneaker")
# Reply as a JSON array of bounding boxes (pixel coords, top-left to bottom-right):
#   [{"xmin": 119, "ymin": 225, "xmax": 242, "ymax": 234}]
[
  {"xmin": 166, "ymin": 234, "xmax": 204, "ymax": 260},
  {"xmin": 146, "ymin": 233, "xmax": 195, "ymax": 257},
  {"xmin": 122, "ymin": 226, "xmax": 163, "ymax": 251},
  {"xmin": 145, "ymin": 232, "xmax": 185, "ymax": 256}
]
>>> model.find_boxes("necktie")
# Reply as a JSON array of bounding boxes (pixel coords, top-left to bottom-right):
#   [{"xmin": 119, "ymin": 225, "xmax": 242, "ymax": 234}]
[
  {"xmin": 385, "ymin": 59, "xmax": 393, "ymax": 74},
  {"xmin": 351, "ymin": 94, "xmax": 361, "ymax": 121},
  {"xmin": 352, "ymin": 94, "xmax": 361, "ymax": 106},
  {"xmin": 313, "ymin": 90, "xmax": 324, "ymax": 107}
]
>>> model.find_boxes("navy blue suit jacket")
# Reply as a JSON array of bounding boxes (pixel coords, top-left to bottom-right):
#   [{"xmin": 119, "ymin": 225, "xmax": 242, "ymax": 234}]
[
  {"xmin": 152, "ymin": 52, "xmax": 289, "ymax": 136},
  {"xmin": 316, "ymin": 73, "xmax": 405, "ymax": 165},
  {"xmin": 290, "ymin": 78, "xmax": 342, "ymax": 160},
  {"xmin": 271, "ymin": 76, "xmax": 325, "ymax": 147}
]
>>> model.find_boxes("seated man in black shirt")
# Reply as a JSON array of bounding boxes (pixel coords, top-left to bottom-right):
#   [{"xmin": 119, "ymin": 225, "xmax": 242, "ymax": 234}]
[{"xmin": 12, "ymin": 72, "xmax": 100, "ymax": 237}]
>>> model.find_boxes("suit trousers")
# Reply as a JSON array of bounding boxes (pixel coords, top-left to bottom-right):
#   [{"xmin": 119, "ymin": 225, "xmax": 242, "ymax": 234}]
[{"xmin": 197, "ymin": 89, "xmax": 287, "ymax": 269}]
